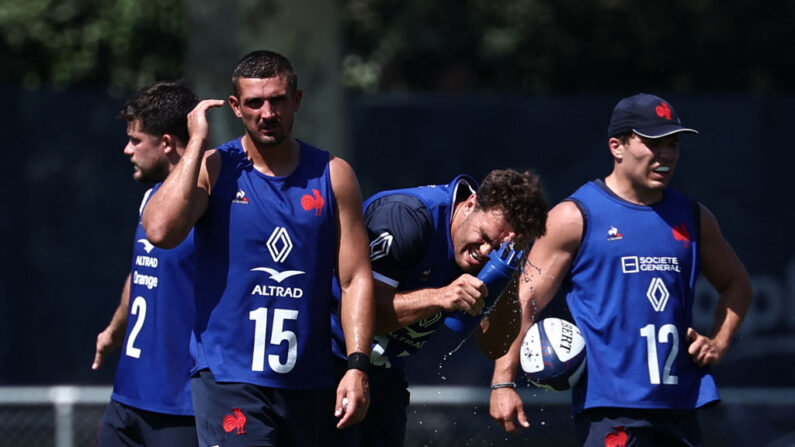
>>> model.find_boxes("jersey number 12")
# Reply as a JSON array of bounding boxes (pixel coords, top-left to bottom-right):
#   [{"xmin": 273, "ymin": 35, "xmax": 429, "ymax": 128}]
[{"xmin": 639, "ymin": 323, "xmax": 679, "ymax": 385}]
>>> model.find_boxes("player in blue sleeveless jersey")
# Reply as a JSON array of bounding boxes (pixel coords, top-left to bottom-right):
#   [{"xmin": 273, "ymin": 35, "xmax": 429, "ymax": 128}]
[
  {"xmin": 329, "ymin": 169, "xmax": 548, "ymax": 447},
  {"xmin": 142, "ymin": 50, "xmax": 374, "ymax": 447},
  {"xmin": 92, "ymin": 82, "xmax": 200, "ymax": 446},
  {"xmin": 490, "ymin": 93, "xmax": 753, "ymax": 446}
]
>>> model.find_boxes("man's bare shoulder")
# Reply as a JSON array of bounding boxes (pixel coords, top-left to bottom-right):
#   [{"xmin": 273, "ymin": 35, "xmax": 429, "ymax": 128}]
[{"xmin": 535, "ymin": 200, "xmax": 584, "ymax": 251}]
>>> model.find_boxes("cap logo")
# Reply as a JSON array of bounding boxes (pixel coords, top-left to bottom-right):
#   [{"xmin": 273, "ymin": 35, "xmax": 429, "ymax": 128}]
[{"xmin": 655, "ymin": 102, "xmax": 673, "ymax": 121}]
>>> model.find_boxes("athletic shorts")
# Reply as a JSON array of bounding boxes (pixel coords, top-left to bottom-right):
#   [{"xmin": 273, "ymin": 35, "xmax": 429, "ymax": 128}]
[
  {"xmin": 97, "ymin": 399, "xmax": 198, "ymax": 447},
  {"xmin": 325, "ymin": 359, "xmax": 410, "ymax": 447},
  {"xmin": 191, "ymin": 369, "xmax": 333, "ymax": 447},
  {"xmin": 574, "ymin": 407, "xmax": 704, "ymax": 447}
]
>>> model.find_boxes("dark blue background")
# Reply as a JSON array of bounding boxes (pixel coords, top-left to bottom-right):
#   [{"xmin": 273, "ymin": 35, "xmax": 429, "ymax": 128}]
[{"xmin": 1, "ymin": 89, "xmax": 792, "ymax": 389}]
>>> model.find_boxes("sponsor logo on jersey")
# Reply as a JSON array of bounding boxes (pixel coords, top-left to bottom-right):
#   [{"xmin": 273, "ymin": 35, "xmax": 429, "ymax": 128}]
[
  {"xmin": 646, "ymin": 277, "xmax": 670, "ymax": 312},
  {"xmin": 381, "ymin": 313, "xmax": 443, "ymax": 357},
  {"xmin": 606, "ymin": 226, "xmax": 623, "ymax": 241},
  {"xmin": 267, "ymin": 227, "xmax": 293, "ymax": 263},
  {"xmin": 401, "ymin": 325, "xmax": 437, "ymax": 339},
  {"xmin": 250, "ymin": 284, "xmax": 304, "ymax": 298},
  {"xmin": 369, "ymin": 232, "xmax": 393, "ymax": 261},
  {"xmin": 223, "ymin": 408, "xmax": 247, "ymax": 435},
  {"xmin": 251, "ymin": 227, "xmax": 305, "ymax": 298},
  {"xmin": 301, "ymin": 189, "xmax": 324, "ymax": 216},
  {"xmin": 417, "ymin": 312, "xmax": 442, "ymax": 328},
  {"xmin": 672, "ymin": 222, "xmax": 690, "ymax": 247},
  {"xmin": 132, "ymin": 270, "xmax": 158, "ymax": 290},
  {"xmin": 137, "ymin": 238, "xmax": 155, "ymax": 253},
  {"xmin": 233, "ymin": 189, "xmax": 249, "ymax": 204},
  {"xmin": 135, "ymin": 255, "xmax": 158, "ymax": 268},
  {"xmin": 250, "ymin": 267, "xmax": 304, "ymax": 283},
  {"xmin": 621, "ymin": 256, "xmax": 681, "ymax": 273},
  {"xmin": 387, "ymin": 331, "xmax": 428, "ymax": 352}
]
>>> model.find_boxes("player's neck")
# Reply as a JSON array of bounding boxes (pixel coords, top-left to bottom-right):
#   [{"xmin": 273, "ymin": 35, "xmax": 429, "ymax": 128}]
[
  {"xmin": 241, "ymin": 135, "xmax": 301, "ymax": 177},
  {"xmin": 603, "ymin": 174, "xmax": 663, "ymax": 206}
]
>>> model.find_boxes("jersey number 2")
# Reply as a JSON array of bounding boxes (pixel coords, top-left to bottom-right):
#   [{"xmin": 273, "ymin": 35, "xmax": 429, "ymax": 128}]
[
  {"xmin": 125, "ymin": 296, "xmax": 147, "ymax": 359},
  {"xmin": 250, "ymin": 307, "xmax": 299, "ymax": 373},
  {"xmin": 639, "ymin": 323, "xmax": 679, "ymax": 385}
]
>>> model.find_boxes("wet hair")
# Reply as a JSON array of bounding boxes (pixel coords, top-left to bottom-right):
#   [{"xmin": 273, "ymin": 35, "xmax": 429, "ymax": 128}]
[
  {"xmin": 231, "ymin": 50, "xmax": 298, "ymax": 97},
  {"xmin": 476, "ymin": 169, "xmax": 548, "ymax": 242},
  {"xmin": 119, "ymin": 81, "xmax": 198, "ymax": 144}
]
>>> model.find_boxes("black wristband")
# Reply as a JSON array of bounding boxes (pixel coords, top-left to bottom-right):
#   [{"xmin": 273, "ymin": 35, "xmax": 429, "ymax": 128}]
[{"xmin": 347, "ymin": 352, "xmax": 371, "ymax": 374}]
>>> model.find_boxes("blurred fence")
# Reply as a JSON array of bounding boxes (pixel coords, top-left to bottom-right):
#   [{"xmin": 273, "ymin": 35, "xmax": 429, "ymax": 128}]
[{"xmin": 2, "ymin": 386, "xmax": 795, "ymax": 447}]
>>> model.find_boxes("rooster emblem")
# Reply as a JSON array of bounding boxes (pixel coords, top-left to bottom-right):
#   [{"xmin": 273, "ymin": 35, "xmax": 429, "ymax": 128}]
[
  {"xmin": 672, "ymin": 223, "xmax": 690, "ymax": 248},
  {"xmin": 301, "ymin": 189, "xmax": 324, "ymax": 216},
  {"xmin": 655, "ymin": 101, "xmax": 672, "ymax": 120},
  {"xmin": 223, "ymin": 408, "xmax": 247, "ymax": 435},
  {"xmin": 604, "ymin": 426, "xmax": 628, "ymax": 447}
]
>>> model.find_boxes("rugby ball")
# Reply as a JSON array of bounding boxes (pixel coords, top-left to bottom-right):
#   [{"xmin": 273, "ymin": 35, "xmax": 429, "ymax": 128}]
[{"xmin": 520, "ymin": 317, "xmax": 586, "ymax": 391}]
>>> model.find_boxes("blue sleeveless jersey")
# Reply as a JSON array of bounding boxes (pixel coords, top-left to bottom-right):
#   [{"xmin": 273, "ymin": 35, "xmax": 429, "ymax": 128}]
[
  {"xmin": 331, "ymin": 175, "xmax": 477, "ymax": 369},
  {"xmin": 565, "ymin": 181, "xmax": 719, "ymax": 412},
  {"xmin": 112, "ymin": 185, "xmax": 196, "ymax": 416},
  {"xmin": 194, "ymin": 139, "xmax": 337, "ymax": 389}
]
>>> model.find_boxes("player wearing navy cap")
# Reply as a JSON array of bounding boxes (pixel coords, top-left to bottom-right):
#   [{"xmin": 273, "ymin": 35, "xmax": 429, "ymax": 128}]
[
  {"xmin": 490, "ymin": 93, "xmax": 752, "ymax": 446},
  {"xmin": 330, "ymin": 169, "xmax": 548, "ymax": 447},
  {"xmin": 142, "ymin": 50, "xmax": 374, "ymax": 447},
  {"xmin": 93, "ymin": 81, "xmax": 199, "ymax": 446}
]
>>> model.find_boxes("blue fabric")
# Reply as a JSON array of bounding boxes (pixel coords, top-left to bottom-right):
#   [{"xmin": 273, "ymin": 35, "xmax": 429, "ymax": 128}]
[
  {"xmin": 565, "ymin": 180, "xmax": 719, "ymax": 412},
  {"xmin": 331, "ymin": 175, "xmax": 476, "ymax": 369},
  {"xmin": 193, "ymin": 139, "xmax": 337, "ymax": 389},
  {"xmin": 191, "ymin": 369, "xmax": 331, "ymax": 447},
  {"xmin": 574, "ymin": 407, "xmax": 704, "ymax": 447},
  {"xmin": 112, "ymin": 185, "xmax": 196, "ymax": 416},
  {"xmin": 98, "ymin": 399, "xmax": 197, "ymax": 447}
]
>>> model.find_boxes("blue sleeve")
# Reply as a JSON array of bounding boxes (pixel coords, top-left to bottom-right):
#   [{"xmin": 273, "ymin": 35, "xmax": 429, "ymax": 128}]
[{"xmin": 364, "ymin": 194, "xmax": 433, "ymax": 285}]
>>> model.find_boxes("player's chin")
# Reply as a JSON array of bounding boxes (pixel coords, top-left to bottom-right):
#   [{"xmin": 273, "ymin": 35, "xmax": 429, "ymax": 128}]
[
  {"xmin": 257, "ymin": 131, "xmax": 285, "ymax": 145},
  {"xmin": 648, "ymin": 173, "xmax": 672, "ymax": 187}
]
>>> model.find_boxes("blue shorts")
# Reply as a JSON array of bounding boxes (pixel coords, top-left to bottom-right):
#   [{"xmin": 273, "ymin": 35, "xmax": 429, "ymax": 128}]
[
  {"xmin": 574, "ymin": 407, "xmax": 704, "ymax": 447},
  {"xmin": 191, "ymin": 369, "xmax": 334, "ymax": 447},
  {"xmin": 97, "ymin": 399, "xmax": 198, "ymax": 447}
]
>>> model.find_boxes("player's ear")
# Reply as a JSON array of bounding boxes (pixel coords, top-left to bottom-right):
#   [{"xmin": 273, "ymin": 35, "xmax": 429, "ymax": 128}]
[
  {"xmin": 292, "ymin": 89, "xmax": 303, "ymax": 111},
  {"xmin": 228, "ymin": 94, "xmax": 243, "ymax": 118},
  {"xmin": 464, "ymin": 194, "xmax": 478, "ymax": 213},
  {"xmin": 161, "ymin": 134, "xmax": 176, "ymax": 154},
  {"xmin": 608, "ymin": 137, "xmax": 623, "ymax": 160}
]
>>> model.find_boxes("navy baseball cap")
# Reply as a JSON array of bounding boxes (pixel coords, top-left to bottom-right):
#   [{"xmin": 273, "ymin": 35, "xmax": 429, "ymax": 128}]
[{"xmin": 607, "ymin": 93, "xmax": 698, "ymax": 139}]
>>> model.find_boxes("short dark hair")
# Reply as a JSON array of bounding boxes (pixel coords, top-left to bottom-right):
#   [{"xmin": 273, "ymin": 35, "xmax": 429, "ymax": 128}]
[
  {"xmin": 476, "ymin": 169, "xmax": 548, "ymax": 243},
  {"xmin": 612, "ymin": 132, "xmax": 634, "ymax": 145},
  {"xmin": 231, "ymin": 50, "xmax": 298, "ymax": 96},
  {"xmin": 119, "ymin": 81, "xmax": 198, "ymax": 144}
]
